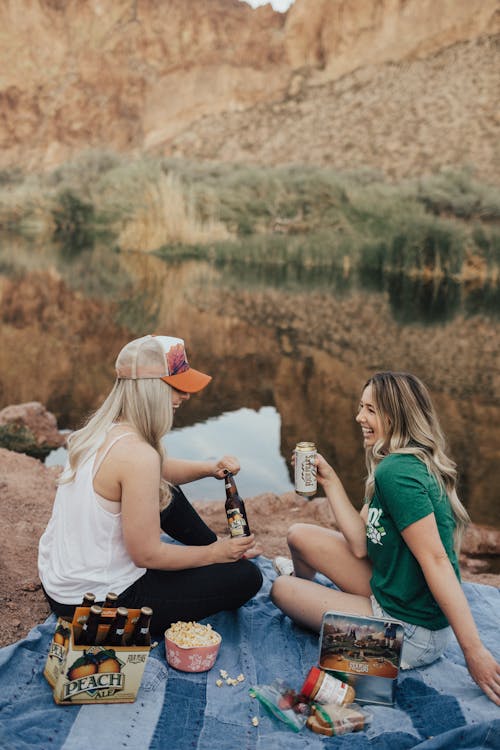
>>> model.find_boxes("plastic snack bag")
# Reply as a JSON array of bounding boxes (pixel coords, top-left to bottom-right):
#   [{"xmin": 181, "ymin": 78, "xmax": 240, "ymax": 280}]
[{"xmin": 249, "ymin": 679, "xmax": 310, "ymax": 732}]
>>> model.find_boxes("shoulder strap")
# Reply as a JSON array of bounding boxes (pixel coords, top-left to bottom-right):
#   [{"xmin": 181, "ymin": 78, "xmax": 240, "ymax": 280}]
[{"xmin": 92, "ymin": 431, "xmax": 136, "ymax": 478}]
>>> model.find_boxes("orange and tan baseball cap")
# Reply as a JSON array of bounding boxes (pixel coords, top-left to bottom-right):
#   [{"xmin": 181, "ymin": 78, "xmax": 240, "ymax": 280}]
[{"xmin": 115, "ymin": 335, "xmax": 212, "ymax": 393}]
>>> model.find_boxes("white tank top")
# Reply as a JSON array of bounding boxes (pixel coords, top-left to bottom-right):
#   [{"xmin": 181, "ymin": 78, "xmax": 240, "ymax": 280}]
[{"xmin": 38, "ymin": 432, "xmax": 146, "ymax": 604}]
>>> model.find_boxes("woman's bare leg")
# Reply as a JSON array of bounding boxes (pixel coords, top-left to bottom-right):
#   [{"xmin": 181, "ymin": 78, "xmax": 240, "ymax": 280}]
[
  {"xmin": 270, "ymin": 577, "xmax": 373, "ymax": 632},
  {"xmin": 270, "ymin": 523, "xmax": 373, "ymax": 631},
  {"xmin": 287, "ymin": 523, "xmax": 372, "ymax": 595}
]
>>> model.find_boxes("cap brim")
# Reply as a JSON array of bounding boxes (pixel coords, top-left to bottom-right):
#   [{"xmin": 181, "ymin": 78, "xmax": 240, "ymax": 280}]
[{"xmin": 161, "ymin": 368, "xmax": 212, "ymax": 394}]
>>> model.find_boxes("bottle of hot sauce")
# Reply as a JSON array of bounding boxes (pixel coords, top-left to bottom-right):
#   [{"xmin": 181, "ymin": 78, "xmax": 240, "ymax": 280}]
[{"xmin": 224, "ymin": 472, "xmax": 251, "ymax": 538}]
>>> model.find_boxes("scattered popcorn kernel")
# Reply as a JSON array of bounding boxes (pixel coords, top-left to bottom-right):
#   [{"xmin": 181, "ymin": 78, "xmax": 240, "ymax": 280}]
[
  {"xmin": 252, "ymin": 716, "xmax": 259, "ymax": 727},
  {"xmin": 220, "ymin": 669, "xmax": 228, "ymax": 678},
  {"xmin": 216, "ymin": 679, "xmax": 223, "ymax": 687},
  {"xmin": 226, "ymin": 678, "xmax": 233, "ymax": 685},
  {"xmin": 237, "ymin": 674, "xmax": 245, "ymax": 682}
]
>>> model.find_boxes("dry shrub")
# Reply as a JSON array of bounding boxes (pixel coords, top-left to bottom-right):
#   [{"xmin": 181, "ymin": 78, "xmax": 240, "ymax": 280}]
[{"xmin": 118, "ymin": 173, "xmax": 231, "ymax": 252}]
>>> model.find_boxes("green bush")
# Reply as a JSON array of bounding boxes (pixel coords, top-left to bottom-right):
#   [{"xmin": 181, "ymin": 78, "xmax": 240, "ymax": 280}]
[
  {"xmin": 52, "ymin": 189, "xmax": 97, "ymax": 255},
  {"xmin": 0, "ymin": 424, "xmax": 52, "ymax": 460}
]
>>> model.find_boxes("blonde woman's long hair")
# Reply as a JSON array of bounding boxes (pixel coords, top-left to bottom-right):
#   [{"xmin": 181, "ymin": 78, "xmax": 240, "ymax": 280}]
[
  {"xmin": 364, "ymin": 371, "xmax": 469, "ymax": 553},
  {"xmin": 59, "ymin": 378, "xmax": 174, "ymax": 505}
]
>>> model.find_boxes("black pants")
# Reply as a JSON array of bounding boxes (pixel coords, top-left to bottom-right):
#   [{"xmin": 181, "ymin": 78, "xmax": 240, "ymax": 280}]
[{"xmin": 43, "ymin": 486, "xmax": 263, "ymax": 637}]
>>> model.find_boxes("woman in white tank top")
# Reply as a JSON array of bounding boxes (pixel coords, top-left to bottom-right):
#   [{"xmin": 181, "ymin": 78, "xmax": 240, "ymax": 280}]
[{"xmin": 38, "ymin": 334, "xmax": 263, "ymax": 635}]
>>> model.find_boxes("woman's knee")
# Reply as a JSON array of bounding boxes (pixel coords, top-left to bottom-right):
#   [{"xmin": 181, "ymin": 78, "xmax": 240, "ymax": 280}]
[
  {"xmin": 286, "ymin": 522, "xmax": 312, "ymax": 552},
  {"xmin": 287, "ymin": 522, "xmax": 338, "ymax": 555}
]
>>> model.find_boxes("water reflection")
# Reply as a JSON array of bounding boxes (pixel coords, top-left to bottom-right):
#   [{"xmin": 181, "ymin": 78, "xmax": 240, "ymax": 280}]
[
  {"xmin": 1, "ymin": 238, "xmax": 499, "ymax": 529},
  {"xmin": 167, "ymin": 406, "xmax": 293, "ymax": 500},
  {"xmin": 214, "ymin": 258, "xmax": 354, "ymax": 295},
  {"xmin": 217, "ymin": 258, "xmax": 500, "ymax": 325},
  {"xmin": 384, "ymin": 274, "xmax": 462, "ymax": 324}
]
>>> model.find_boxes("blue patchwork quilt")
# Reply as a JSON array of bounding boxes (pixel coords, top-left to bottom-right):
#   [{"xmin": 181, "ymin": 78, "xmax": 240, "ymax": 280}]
[{"xmin": 0, "ymin": 558, "xmax": 499, "ymax": 750}]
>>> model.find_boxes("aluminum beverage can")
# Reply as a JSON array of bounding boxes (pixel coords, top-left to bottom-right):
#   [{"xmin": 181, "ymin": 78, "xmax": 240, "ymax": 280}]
[{"xmin": 294, "ymin": 442, "xmax": 317, "ymax": 498}]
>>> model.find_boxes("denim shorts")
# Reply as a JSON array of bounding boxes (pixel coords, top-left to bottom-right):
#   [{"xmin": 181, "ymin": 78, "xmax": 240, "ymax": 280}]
[{"xmin": 370, "ymin": 595, "xmax": 451, "ymax": 670}]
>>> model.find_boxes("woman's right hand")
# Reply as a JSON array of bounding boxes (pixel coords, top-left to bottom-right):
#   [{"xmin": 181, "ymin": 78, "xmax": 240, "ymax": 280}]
[
  {"xmin": 210, "ymin": 534, "xmax": 257, "ymax": 563},
  {"xmin": 315, "ymin": 452, "xmax": 340, "ymax": 487}
]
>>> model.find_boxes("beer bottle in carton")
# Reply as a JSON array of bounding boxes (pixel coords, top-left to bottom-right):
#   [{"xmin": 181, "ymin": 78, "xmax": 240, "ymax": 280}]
[
  {"xmin": 76, "ymin": 604, "xmax": 103, "ymax": 646},
  {"xmin": 80, "ymin": 592, "xmax": 96, "ymax": 607},
  {"xmin": 224, "ymin": 472, "xmax": 251, "ymax": 538},
  {"xmin": 103, "ymin": 606, "xmax": 129, "ymax": 647},
  {"xmin": 103, "ymin": 592, "xmax": 118, "ymax": 608},
  {"xmin": 128, "ymin": 606, "xmax": 153, "ymax": 647},
  {"xmin": 101, "ymin": 591, "xmax": 119, "ymax": 625}
]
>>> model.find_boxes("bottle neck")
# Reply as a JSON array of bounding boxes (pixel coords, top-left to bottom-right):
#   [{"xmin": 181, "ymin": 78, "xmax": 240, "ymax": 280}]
[{"xmin": 225, "ymin": 472, "xmax": 238, "ymax": 497}]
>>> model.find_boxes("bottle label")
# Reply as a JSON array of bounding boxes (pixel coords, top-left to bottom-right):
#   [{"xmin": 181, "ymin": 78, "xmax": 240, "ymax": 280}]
[
  {"xmin": 226, "ymin": 508, "xmax": 247, "ymax": 537},
  {"xmin": 315, "ymin": 674, "xmax": 349, "ymax": 705}
]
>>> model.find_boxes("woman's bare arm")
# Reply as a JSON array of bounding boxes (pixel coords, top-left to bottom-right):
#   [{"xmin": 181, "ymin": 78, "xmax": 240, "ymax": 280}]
[
  {"xmin": 316, "ymin": 453, "xmax": 368, "ymax": 558},
  {"xmin": 402, "ymin": 514, "xmax": 500, "ymax": 705},
  {"xmin": 162, "ymin": 455, "xmax": 240, "ymax": 485},
  {"xmin": 118, "ymin": 444, "xmax": 254, "ymax": 569}
]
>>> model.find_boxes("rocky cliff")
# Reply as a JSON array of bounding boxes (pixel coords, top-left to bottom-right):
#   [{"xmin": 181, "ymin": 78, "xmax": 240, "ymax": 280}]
[{"xmin": 0, "ymin": 0, "xmax": 498, "ymax": 179}]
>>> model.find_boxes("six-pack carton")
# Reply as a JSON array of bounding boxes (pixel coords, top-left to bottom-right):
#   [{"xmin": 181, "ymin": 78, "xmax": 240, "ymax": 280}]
[{"xmin": 44, "ymin": 607, "xmax": 151, "ymax": 704}]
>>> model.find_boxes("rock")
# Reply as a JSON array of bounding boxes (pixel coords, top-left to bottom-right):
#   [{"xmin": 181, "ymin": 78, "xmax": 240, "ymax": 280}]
[
  {"xmin": 0, "ymin": 402, "xmax": 66, "ymax": 459},
  {"xmin": 462, "ymin": 524, "xmax": 500, "ymax": 556},
  {"xmin": 460, "ymin": 557, "xmax": 490, "ymax": 573}
]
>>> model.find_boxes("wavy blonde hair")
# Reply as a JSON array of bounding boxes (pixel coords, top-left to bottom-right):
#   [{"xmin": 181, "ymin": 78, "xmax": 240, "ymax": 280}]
[
  {"xmin": 363, "ymin": 371, "xmax": 469, "ymax": 553},
  {"xmin": 59, "ymin": 378, "xmax": 174, "ymax": 505}
]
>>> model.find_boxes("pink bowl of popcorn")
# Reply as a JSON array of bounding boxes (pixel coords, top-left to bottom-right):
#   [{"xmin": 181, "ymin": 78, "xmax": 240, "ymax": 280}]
[{"xmin": 165, "ymin": 621, "xmax": 222, "ymax": 672}]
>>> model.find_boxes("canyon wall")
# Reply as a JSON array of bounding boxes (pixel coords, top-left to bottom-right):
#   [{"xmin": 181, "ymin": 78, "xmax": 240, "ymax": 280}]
[{"xmin": 0, "ymin": 0, "xmax": 498, "ymax": 176}]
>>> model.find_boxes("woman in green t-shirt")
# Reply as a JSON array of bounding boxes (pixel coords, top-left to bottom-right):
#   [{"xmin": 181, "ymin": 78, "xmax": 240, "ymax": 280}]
[{"xmin": 271, "ymin": 371, "xmax": 500, "ymax": 705}]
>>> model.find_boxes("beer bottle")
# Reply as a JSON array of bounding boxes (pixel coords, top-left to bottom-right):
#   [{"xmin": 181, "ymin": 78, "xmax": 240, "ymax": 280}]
[
  {"xmin": 103, "ymin": 606, "xmax": 129, "ymax": 647},
  {"xmin": 80, "ymin": 592, "xmax": 96, "ymax": 607},
  {"xmin": 128, "ymin": 606, "xmax": 153, "ymax": 647},
  {"xmin": 103, "ymin": 592, "xmax": 118, "ymax": 608},
  {"xmin": 224, "ymin": 472, "xmax": 251, "ymax": 538},
  {"xmin": 77, "ymin": 604, "xmax": 103, "ymax": 646}
]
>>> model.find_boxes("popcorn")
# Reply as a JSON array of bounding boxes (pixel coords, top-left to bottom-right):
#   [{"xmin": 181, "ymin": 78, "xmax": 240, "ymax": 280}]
[
  {"xmin": 252, "ymin": 716, "xmax": 259, "ymax": 726},
  {"xmin": 216, "ymin": 669, "xmax": 246, "ymax": 688},
  {"xmin": 165, "ymin": 621, "xmax": 221, "ymax": 648}
]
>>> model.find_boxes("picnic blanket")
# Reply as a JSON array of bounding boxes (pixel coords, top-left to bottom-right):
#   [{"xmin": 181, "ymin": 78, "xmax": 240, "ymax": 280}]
[{"xmin": 1, "ymin": 557, "xmax": 499, "ymax": 750}]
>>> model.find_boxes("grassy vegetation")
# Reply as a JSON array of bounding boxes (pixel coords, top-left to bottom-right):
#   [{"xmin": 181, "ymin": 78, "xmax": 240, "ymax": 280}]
[{"xmin": 1, "ymin": 152, "xmax": 499, "ymax": 282}]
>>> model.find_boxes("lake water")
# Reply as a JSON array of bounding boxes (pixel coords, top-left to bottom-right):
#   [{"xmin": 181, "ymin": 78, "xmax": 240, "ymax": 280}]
[{"xmin": 1, "ymin": 241, "xmax": 499, "ymax": 528}]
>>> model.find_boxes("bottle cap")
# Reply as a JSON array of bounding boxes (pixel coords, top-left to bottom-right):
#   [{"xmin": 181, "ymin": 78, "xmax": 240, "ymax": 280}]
[{"xmin": 300, "ymin": 665, "xmax": 322, "ymax": 697}]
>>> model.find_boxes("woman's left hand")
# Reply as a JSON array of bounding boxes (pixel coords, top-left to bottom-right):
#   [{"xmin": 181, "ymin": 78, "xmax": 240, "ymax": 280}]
[
  {"xmin": 465, "ymin": 644, "xmax": 500, "ymax": 705},
  {"xmin": 213, "ymin": 455, "xmax": 240, "ymax": 479}
]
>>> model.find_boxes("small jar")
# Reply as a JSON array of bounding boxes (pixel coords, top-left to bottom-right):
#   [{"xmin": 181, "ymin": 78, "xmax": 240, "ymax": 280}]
[{"xmin": 300, "ymin": 666, "xmax": 355, "ymax": 706}]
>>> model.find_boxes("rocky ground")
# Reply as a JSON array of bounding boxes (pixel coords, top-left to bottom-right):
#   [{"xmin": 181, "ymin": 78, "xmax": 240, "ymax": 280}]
[{"xmin": 1, "ymin": 444, "xmax": 499, "ymax": 650}]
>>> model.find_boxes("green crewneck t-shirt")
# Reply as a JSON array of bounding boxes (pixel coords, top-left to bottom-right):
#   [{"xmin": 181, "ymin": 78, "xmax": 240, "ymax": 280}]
[{"xmin": 366, "ymin": 452, "xmax": 460, "ymax": 630}]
